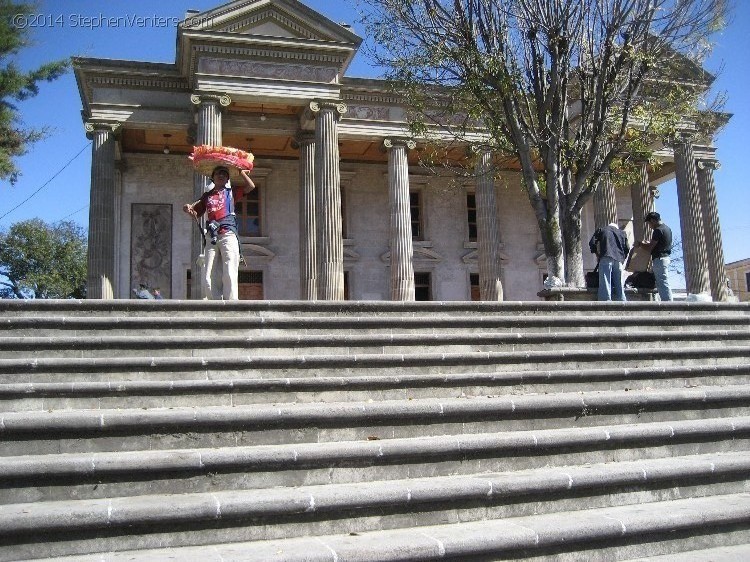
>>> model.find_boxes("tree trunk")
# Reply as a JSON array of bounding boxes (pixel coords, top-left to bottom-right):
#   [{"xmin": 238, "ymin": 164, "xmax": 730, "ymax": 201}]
[
  {"xmin": 517, "ymin": 150, "xmax": 565, "ymax": 283},
  {"xmin": 562, "ymin": 206, "xmax": 585, "ymax": 287},
  {"xmin": 539, "ymin": 214, "xmax": 565, "ymax": 282}
]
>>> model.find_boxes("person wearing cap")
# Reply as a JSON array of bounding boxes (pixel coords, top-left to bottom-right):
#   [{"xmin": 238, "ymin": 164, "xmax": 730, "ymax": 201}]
[
  {"xmin": 589, "ymin": 222, "xmax": 630, "ymax": 301},
  {"xmin": 183, "ymin": 166, "xmax": 255, "ymax": 300},
  {"xmin": 638, "ymin": 211, "xmax": 673, "ymax": 301}
]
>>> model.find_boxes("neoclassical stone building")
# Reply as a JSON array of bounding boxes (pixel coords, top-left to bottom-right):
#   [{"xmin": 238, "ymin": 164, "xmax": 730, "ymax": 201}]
[
  {"xmin": 726, "ymin": 259, "xmax": 750, "ymax": 302},
  {"xmin": 74, "ymin": 0, "xmax": 729, "ymax": 301}
]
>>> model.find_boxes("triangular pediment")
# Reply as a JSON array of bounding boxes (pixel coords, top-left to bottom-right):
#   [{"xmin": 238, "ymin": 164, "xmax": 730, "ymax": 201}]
[
  {"xmin": 182, "ymin": 0, "xmax": 361, "ymax": 44},
  {"xmin": 177, "ymin": 0, "xmax": 362, "ymax": 90}
]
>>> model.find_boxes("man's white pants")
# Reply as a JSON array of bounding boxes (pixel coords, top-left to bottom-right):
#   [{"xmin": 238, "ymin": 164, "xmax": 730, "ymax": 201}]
[{"xmin": 203, "ymin": 232, "xmax": 240, "ymax": 300}]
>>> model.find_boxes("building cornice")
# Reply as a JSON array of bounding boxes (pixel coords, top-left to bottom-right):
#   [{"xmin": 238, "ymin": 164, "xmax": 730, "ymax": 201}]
[
  {"xmin": 180, "ymin": 33, "xmax": 356, "ymax": 84},
  {"xmin": 74, "ymin": 58, "xmax": 189, "ymax": 115},
  {"xmin": 179, "ymin": 0, "xmax": 361, "ymax": 45}
]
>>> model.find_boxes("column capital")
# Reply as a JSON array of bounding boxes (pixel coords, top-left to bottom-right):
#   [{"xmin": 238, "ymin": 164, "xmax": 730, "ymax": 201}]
[
  {"xmin": 668, "ymin": 125, "xmax": 698, "ymax": 147},
  {"xmin": 697, "ymin": 159, "xmax": 721, "ymax": 172},
  {"xmin": 190, "ymin": 93, "xmax": 231, "ymax": 108},
  {"xmin": 291, "ymin": 130, "xmax": 316, "ymax": 150},
  {"xmin": 309, "ymin": 100, "xmax": 347, "ymax": 116},
  {"xmin": 467, "ymin": 144, "xmax": 493, "ymax": 156},
  {"xmin": 84, "ymin": 122, "xmax": 120, "ymax": 139},
  {"xmin": 383, "ymin": 138, "xmax": 416, "ymax": 151}
]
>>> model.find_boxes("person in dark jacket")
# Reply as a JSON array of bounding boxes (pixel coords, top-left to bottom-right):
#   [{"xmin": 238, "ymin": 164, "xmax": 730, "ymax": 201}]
[
  {"xmin": 638, "ymin": 211, "xmax": 673, "ymax": 301},
  {"xmin": 589, "ymin": 223, "xmax": 630, "ymax": 301}
]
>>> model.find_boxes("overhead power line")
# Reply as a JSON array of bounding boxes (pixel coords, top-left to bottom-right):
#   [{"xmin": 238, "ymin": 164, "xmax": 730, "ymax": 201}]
[
  {"xmin": 0, "ymin": 142, "xmax": 91, "ymax": 223},
  {"xmin": 59, "ymin": 204, "xmax": 90, "ymax": 222}
]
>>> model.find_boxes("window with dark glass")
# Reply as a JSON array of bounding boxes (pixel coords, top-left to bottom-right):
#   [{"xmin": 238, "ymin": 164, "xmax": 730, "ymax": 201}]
[
  {"xmin": 746, "ymin": 271, "xmax": 750, "ymax": 292},
  {"xmin": 415, "ymin": 272, "xmax": 431, "ymax": 301},
  {"xmin": 470, "ymin": 273, "xmax": 480, "ymax": 301},
  {"xmin": 235, "ymin": 186, "xmax": 261, "ymax": 237},
  {"xmin": 410, "ymin": 191, "xmax": 422, "ymax": 240},
  {"xmin": 467, "ymin": 193, "xmax": 477, "ymax": 242}
]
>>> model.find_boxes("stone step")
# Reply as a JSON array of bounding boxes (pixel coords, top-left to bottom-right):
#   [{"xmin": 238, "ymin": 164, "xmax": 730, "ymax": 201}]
[
  {"xmin": 1, "ymin": 328, "xmax": 748, "ymax": 360},
  {"xmin": 2, "ymin": 345, "xmax": 749, "ymax": 384},
  {"xmin": 1, "ymin": 299, "xmax": 749, "ymax": 320},
  {"xmin": 625, "ymin": 543, "xmax": 750, "ymax": 561},
  {"xmin": 2, "ymin": 386, "xmax": 749, "ymax": 457},
  {"xmin": 1, "ymin": 331, "xmax": 748, "ymax": 361},
  {"xmin": 2, "ymin": 416, "xmax": 747, "ymax": 504},
  {"xmin": 3, "ymin": 300, "xmax": 748, "ymax": 560},
  {"xmin": 3, "ymin": 363, "xmax": 749, "ymax": 412},
  {"xmin": 3, "ymin": 313, "xmax": 750, "ymax": 338},
  {"xmin": 7, "ymin": 489, "xmax": 750, "ymax": 561}
]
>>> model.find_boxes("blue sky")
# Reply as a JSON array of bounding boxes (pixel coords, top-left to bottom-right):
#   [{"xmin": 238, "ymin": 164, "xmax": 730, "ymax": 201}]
[{"xmin": 2, "ymin": 0, "xmax": 748, "ymax": 290}]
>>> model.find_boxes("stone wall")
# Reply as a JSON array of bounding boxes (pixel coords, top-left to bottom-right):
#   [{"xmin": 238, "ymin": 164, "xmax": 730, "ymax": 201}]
[
  {"xmin": 119, "ymin": 154, "xmax": 638, "ymax": 301},
  {"xmin": 118, "ymin": 154, "xmax": 193, "ymax": 300}
]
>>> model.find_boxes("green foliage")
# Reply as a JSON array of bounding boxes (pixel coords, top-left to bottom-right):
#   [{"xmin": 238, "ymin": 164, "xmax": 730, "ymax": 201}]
[
  {"xmin": 0, "ymin": 1, "xmax": 69, "ymax": 184},
  {"xmin": 0, "ymin": 218, "xmax": 87, "ymax": 298}
]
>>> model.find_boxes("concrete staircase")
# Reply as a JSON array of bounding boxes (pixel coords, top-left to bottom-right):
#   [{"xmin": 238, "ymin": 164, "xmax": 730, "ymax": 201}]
[{"xmin": 1, "ymin": 299, "xmax": 749, "ymax": 561}]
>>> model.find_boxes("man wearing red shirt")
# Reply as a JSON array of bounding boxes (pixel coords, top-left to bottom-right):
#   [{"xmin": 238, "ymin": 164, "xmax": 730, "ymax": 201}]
[{"xmin": 183, "ymin": 166, "xmax": 255, "ymax": 300}]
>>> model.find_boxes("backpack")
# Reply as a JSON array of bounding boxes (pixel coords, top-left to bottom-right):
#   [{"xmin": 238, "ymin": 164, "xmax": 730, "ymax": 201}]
[
  {"xmin": 585, "ymin": 264, "xmax": 599, "ymax": 288},
  {"xmin": 625, "ymin": 271, "xmax": 656, "ymax": 289}
]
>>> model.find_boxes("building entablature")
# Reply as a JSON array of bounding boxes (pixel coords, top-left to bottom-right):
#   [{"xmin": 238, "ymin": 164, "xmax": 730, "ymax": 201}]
[{"xmin": 177, "ymin": 0, "xmax": 362, "ymax": 85}]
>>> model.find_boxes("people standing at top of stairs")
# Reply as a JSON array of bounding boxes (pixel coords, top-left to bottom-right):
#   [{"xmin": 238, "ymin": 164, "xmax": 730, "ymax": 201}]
[
  {"xmin": 638, "ymin": 212, "xmax": 674, "ymax": 302},
  {"xmin": 589, "ymin": 223, "xmax": 630, "ymax": 302},
  {"xmin": 183, "ymin": 166, "xmax": 255, "ymax": 301},
  {"xmin": 133, "ymin": 284, "xmax": 154, "ymax": 299}
]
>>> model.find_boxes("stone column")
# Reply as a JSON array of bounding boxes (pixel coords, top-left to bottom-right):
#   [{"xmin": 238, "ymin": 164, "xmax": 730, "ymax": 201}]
[
  {"xmin": 85, "ymin": 122, "xmax": 119, "ymax": 299},
  {"xmin": 673, "ymin": 132, "xmax": 711, "ymax": 296},
  {"xmin": 697, "ymin": 159, "xmax": 728, "ymax": 301},
  {"xmin": 294, "ymin": 131, "xmax": 317, "ymax": 300},
  {"xmin": 593, "ymin": 174, "xmax": 618, "ymax": 229},
  {"xmin": 384, "ymin": 138, "xmax": 416, "ymax": 301},
  {"xmin": 630, "ymin": 162, "xmax": 655, "ymax": 243},
  {"xmin": 190, "ymin": 93, "xmax": 230, "ymax": 299},
  {"xmin": 310, "ymin": 100, "xmax": 346, "ymax": 300},
  {"xmin": 474, "ymin": 148, "xmax": 504, "ymax": 301},
  {"xmin": 114, "ymin": 162, "xmax": 125, "ymax": 294}
]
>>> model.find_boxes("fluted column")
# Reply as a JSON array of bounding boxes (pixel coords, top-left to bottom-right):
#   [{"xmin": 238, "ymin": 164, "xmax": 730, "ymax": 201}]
[
  {"xmin": 384, "ymin": 138, "xmax": 416, "ymax": 301},
  {"xmin": 697, "ymin": 159, "xmax": 728, "ymax": 301},
  {"xmin": 673, "ymin": 132, "xmax": 710, "ymax": 296},
  {"xmin": 310, "ymin": 100, "xmax": 346, "ymax": 300},
  {"xmin": 593, "ymin": 174, "xmax": 618, "ymax": 229},
  {"xmin": 85, "ymin": 122, "xmax": 119, "ymax": 299},
  {"xmin": 294, "ymin": 131, "xmax": 317, "ymax": 300},
  {"xmin": 190, "ymin": 93, "xmax": 230, "ymax": 299},
  {"xmin": 474, "ymin": 148, "xmax": 504, "ymax": 301},
  {"xmin": 630, "ymin": 162, "xmax": 655, "ymax": 243}
]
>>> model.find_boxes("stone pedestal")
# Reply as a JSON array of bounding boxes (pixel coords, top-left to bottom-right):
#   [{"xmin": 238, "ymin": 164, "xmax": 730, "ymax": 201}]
[
  {"xmin": 85, "ymin": 122, "xmax": 118, "ymax": 299},
  {"xmin": 384, "ymin": 138, "xmax": 416, "ymax": 301},
  {"xmin": 474, "ymin": 148, "xmax": 504, "ymax": 301},
  {"xmin": 538, "ymin": 287, "xmax": 657, "ymax": 301},
  {"xmin": 311, "ymin": 101, "xmax": 346, "ymax": 300}
]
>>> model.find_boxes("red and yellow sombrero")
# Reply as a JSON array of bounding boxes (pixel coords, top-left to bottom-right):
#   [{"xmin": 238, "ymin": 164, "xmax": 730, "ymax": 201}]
[{"xmin": 189, "ymin": 145, "xmax": 254, "ymax": 181}]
